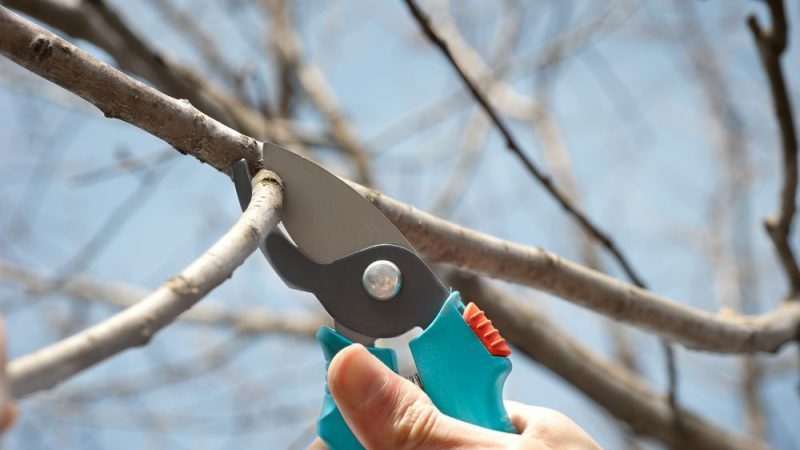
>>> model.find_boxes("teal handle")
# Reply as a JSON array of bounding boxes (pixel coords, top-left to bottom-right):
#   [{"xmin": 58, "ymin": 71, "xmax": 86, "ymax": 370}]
[
  {"xmin": 316, "ymin": 291, "xmax": 514, "ymax": 450},
  {"xmin": 409, "ymin": 292, "xmax": 515, "ymax": 432},
  {"xmin": 317, "ymin": 327, "xmax": 398, "ymax": 450}
]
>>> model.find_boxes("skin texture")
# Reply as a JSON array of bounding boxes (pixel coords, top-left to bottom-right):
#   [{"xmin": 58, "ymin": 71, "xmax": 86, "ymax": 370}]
[{"xmin": 308, "ymin": 344, "xmax": 603, "ymax": 450}]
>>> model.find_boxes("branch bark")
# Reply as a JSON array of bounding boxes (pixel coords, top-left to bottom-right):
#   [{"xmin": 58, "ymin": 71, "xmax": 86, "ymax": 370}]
[
  {"xmin": 352, "ymin": 183, "xmax": 800, "ymax": 353},
  {"xmin": 0, "ymin": 0, "xmax": 286, "ymax": 140},
  {"xmin": 7, "ymin": 169, "xmax": 283, "ymax": 398},
  {"xmin": 0, "ymin": 5, "xmax": 262, "ymax": 173}
]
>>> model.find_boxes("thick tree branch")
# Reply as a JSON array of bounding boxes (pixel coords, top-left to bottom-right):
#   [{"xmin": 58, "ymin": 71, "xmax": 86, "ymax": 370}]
[
  {"xmin": 748, "ymin": 0, "xmax": 800, "ymax": 298},
  {"xmin": 0, "ymin": 6, "xmax": 262, "ymax": 173},
  {"xmin": 7, "ymin": 169, "xmax": 283, "ymax": 398},
  {"xmin": 1, "ymin": 0, "xmax": 332, "ymax": 152},
  {"xmin": 352, "ymin": 183, "xmax": 800, "ymax": 353},
  {"xmin": 2, "ymin": 6, "xmax": 798, "ymax": 354},
  {"xmin": 450, "ymin": 272, "xmax": 769, "ymax": 450},
  {"xmin": 0, "ymin": 0, "xmax": 284, "ymax": 139}
]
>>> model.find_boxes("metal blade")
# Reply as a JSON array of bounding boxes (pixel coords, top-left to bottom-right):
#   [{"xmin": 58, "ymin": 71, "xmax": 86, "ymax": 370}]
[{"xmin": 262, "ymin": 141, "xmax": 413, "ymax": 264}]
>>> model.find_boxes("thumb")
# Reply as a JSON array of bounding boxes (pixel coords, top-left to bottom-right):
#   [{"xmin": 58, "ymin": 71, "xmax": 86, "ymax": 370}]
[{"xmin": 328, "ymin": 344, "xmax": 508, "ymax": 450}]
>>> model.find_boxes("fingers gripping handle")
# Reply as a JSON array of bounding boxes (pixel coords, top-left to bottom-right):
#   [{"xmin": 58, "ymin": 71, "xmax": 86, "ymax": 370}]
[
  {"xmin": 316, "ymin": 328, "xmax": 398, "ymax": 450},
  {"xmin": 316, "ymin": 292, "xmax": 515, "ymax": 450}
]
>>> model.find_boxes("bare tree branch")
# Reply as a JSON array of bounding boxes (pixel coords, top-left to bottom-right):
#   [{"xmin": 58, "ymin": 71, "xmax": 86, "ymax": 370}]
[
  {"xmin": 0, "ymin": 5, "xmax": 262, "ymax": 173},
  {"xmin": 7, "ymin": 169, "xmax": 283, "ymax": 398},
  {"xmin": 353, "ymin": 183, "xmax": 800, "ymax": 353},
  {"xmin": 265, "ymin": 0, "xmax": 374, "ymax": 185},
  {"xmin": 0, "ymin": 0, "xmax": 332, "ymax": 152},
  {"xmin": 676, "ymin": 2, "xmax": 767, "ymax": 438},
  {"xmin": 366, "ymin": 0, "xmax": 631, "ymax": 153},
  {"xmin": 748, "ymin": 0, "xmax": 800, "ymax": 298},
  {"xmin": 401, "ymin": 0, "xmax": 648, "ymax": 288},
  {"xmin": 742, "ymin": 357, "xmax": 767, "ymax": 438},
  {"xmin": 430, "ymin": 1, "xmax": 522, "ymax": 216},
  {"xmin": 527, "ymin": 40, "xmax": 649, "ymax": 445},
  {"xmin": 0, "ymin": 0, "xmax": 278, "ymax": 137},
  {"xmin": 146, "ymin": 0, "xmax": 240, "ymax": 86}
]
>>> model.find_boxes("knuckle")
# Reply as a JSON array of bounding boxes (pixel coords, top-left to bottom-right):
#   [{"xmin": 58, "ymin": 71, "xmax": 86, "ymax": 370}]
[{"xmin": 390, "ymin": 399, "xmax": 441, "ymax": 450}]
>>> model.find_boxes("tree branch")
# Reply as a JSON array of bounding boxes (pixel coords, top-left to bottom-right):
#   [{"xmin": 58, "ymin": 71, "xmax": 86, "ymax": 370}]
[
  {"xmin": 145, "ymin": 0, "xmax": 241, "ymax": 87},
  {"xmin": 352, "ymin": 183, "xmax": 800, "ymax": 353},
  {"xmin": 0, "ymin": 5, "xmax": 262, "ymax": 173},
  {"xmin": 748, "ymin": 0, "xmax": 800, "ymax": 298},
  {"xmin": 7, "ymin": 169, "xmax": 283, "ymax": 398},
  {"xmin": 401, "ymin": 0, "xmax": 648, "ymax": 288},
  {"xmin": 265, "ymin": 0, "xmax": 374, "ymax": 185},
  {"xmin": 0, "ymin": 0, "xmax": 281, "ymax": 138}
]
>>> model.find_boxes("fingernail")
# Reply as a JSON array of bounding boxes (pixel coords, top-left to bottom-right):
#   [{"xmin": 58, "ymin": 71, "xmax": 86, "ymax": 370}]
[{"xmin": 330, "ymin": 344, "xmax": 390, "ymax": 410}]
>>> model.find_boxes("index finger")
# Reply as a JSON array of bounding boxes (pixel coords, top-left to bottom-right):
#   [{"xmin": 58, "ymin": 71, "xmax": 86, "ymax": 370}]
[{"xmin": 306, "ymin": 437, "xmax": 328, "ymax": 450}]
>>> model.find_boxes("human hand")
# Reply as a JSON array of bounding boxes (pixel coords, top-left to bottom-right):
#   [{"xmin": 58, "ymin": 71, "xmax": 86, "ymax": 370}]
[{"xmin": 308, "ymin": 344, "xmax": 602, "ymax": 450}]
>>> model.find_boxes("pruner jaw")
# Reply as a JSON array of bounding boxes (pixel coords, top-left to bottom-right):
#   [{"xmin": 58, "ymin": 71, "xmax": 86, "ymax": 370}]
[
  {"xmin": 231, "ymin": 158, "xmax": 449, "ymax": 342},
  {"xmin": 264, "ymin": 231, "xmax": 448, "ymax": 339}
]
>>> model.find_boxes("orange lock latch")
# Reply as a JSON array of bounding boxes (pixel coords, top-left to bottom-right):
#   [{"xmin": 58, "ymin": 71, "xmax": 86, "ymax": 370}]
[{"xmin": 463, "ymin": 302, "xmax": 511, "ymax": 357}]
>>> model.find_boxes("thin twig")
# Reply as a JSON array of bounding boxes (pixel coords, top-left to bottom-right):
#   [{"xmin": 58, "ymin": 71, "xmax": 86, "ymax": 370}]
[
  {"xmin": 430, "ymin": 1, "xmax": 523, "ymax": 216},
  {"xmin": 146, "ymin": 0, "xmax": 240, "ymax": 86},
  {"xmin": 69, "ymin": 148, "xmax": 177, "ymax": 186},
  {"xmin": 401, "ymin": 0, "xmax": 647, "ymax": 288},
  {"xmin": 748, "ymin": 0, "xmax": 800, "ymax": 299},
  {"xmin": 265, "ymin": 0, "xmax": 374, "ymax": 185}
]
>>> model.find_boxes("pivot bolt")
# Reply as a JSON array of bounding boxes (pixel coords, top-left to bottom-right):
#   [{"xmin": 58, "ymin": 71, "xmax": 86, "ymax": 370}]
[{"xmin": 362, "ymin": 260, "xmax": 402, "ymax": 300}]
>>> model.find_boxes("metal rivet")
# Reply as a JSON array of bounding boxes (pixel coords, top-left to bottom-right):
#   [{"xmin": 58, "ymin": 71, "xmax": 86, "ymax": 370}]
[{"xmin": 362, "ymin": 260, "xmax": 402, "ymax": 300}]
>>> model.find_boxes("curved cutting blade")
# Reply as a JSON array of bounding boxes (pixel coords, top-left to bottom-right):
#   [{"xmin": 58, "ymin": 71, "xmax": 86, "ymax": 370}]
[{"xmin": 261, "ymin": 141, "xmax": 412, "ymax": 264}]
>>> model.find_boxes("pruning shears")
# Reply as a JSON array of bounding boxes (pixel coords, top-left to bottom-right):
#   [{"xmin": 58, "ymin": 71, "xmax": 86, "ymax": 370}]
[{"xmin": 231, "ymin": 142, "xmax": 515, "ymax": 449}]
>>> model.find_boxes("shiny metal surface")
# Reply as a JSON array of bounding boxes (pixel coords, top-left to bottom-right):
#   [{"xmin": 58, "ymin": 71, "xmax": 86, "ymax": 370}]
[
  {"xmin": 362, "ymin": 260, "xmax": 402, "ymax": 301},
  {"xmin": 262, "ymin": 141, "xmax": 412, "ymax": 264}
]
